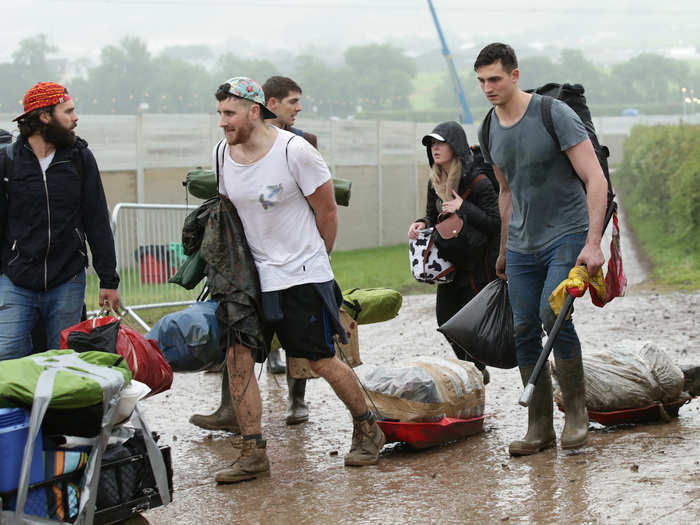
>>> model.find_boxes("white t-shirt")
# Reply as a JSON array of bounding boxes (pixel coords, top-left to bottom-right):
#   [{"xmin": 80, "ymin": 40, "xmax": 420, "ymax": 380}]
[
  {"xmin": 216, "ymin": 127, "xmax": 333, "ymax": 292},
  {"xmin": 38, "ymin": 151, "xmax": 55, "ymax": 175}
]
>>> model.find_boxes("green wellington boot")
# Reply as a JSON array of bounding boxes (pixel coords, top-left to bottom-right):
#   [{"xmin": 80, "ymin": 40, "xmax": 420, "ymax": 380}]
[
  {"xmin": 509, "ymin": 364, "xmax": 556, "ymax": 456},
  {"xmin": 214, "ymin": 436, "xmax": 270, "ymax": 484},
  {"xmin": 344, "ymin": 413, "xmax": 386, "ymax": 466},
  {"xmin": 285, "ymin": 373, "xmax": 309, "ymax": 425},
  {"xmin": 555, "ymin": 354, "xmax": 589, "ymax": 449},
  {"xmin": 266, "ymin": 348, "xmax": 285, "ymax": 374},
  {"xmin": 189, "ymin": 365, "xmax": 240, "ymax": 433}
]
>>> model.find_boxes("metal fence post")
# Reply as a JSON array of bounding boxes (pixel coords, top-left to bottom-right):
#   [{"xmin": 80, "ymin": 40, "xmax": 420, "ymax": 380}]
[
  {"xmin": 414, "ymin": 121, "xmax": 420, "ymax": 219},
  {"xmin": 376, "ymin": 120, "xmax": 383, "ymax": 247}
]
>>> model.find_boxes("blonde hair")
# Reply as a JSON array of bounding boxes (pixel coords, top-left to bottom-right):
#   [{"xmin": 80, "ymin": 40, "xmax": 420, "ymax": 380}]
[{"xmin": 430, "ymin": 157, "xmax": 462, "ymax": 202}]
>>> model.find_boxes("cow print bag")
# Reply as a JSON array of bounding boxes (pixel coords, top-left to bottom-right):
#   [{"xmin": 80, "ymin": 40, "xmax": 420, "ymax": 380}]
[{"xmin": 409, "ymin": 228, "xmax": 455, "ymax": 284}]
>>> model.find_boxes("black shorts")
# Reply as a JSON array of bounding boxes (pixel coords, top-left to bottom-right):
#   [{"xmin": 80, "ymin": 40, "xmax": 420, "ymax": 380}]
[{"xmin": 263, "ymin": 283, "xmax": 336, "ymax": 361}]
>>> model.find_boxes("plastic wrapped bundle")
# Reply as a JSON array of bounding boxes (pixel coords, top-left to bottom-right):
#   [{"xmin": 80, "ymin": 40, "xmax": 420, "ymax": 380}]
[
  {"xmin": 553, "ymin": 342, "xmax": 684, "ymax": 411},
  {"xmin": 360, "ymin": 357, "xmax": 485, "ymax": 422},
  {"xmin": 637, "ymin": 342, "xmax": 684, "ymax": 403}
]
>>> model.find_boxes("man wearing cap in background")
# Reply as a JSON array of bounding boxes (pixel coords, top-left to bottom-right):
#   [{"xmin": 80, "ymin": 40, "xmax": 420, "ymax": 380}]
[
  {"xmin": 190, "ymin": 75, "xmax": 320, "ymax": 435},
  {"xmin": 0, "ymin": 82, "xmax": 120, "ymax": 360},
  {"xmin": 210, "ymin": 76, "xmax": 384, "ymax": 484}
]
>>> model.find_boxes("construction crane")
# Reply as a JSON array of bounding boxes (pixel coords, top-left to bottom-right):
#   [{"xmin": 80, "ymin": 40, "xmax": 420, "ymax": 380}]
[{"xmin": 427, "ymin": 0, "xmax": 473, "ymax": 124}]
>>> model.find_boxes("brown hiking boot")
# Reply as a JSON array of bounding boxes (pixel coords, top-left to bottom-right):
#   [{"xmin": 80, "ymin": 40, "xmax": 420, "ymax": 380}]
[
  {"xmin": 189, "ymin": 369, "xmax": 240, "ymax": 433},
  {"xmin": 344, "ymin": 414, "xmax": 386, "ymax": 466},
  {"xmin": 509, "ymin": 364, "xmax": 556, "ymax": 456},
  {"xmin": 214, "ymin": 436, "xmax": 270, "ymax": 484}
]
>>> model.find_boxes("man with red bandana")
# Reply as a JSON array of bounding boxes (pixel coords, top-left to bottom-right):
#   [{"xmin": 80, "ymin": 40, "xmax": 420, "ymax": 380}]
[{"xmin": 0, "ymin": 82, "xmax": 120, "ymax": 360}]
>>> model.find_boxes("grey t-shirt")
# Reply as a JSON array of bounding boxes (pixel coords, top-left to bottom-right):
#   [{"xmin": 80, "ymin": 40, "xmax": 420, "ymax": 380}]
[{"xmin": 478, "ymin": 94, "xmax": 589, "ymax": 254}]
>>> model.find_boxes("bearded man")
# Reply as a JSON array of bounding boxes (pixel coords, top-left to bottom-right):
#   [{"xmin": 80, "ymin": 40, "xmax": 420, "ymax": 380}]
[{"xmin": 0, "ymin": 82, "xmax": 120, "ymax": 360}]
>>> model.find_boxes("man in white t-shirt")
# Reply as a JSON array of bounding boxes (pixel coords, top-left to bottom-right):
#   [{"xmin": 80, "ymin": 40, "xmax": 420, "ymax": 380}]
[{"xmin": 211, "ymin": 77, "xmax": 385, "ymax": 484}]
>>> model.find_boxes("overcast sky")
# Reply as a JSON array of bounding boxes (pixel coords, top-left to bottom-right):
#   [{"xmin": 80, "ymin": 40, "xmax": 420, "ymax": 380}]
[{"xmin": 3, "ymin": 0, "xmax": 699, "ymax": 64}]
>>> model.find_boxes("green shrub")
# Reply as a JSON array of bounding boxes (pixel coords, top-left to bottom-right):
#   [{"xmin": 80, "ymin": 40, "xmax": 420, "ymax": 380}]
[{"xmin": 616, "ymin": 124, "xmax": 700, "ymax": 287}]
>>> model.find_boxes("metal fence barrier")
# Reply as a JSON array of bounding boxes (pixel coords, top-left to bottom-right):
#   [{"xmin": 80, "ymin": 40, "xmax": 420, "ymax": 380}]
[{"xmin": 94, "ymin": 202, "xmax": 204, "ymax": 330}]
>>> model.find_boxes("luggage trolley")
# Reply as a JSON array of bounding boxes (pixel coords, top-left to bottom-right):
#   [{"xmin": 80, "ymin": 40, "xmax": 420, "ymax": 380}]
[{"xmin": 0, "ymin": 353, "xmax": 172, "ymax": 525}]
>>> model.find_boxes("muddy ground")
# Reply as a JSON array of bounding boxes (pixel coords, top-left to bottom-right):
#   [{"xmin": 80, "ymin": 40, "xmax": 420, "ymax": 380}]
[{"xmin": 142, "ymin": 214, "xmax": 699, "ymax": 525}]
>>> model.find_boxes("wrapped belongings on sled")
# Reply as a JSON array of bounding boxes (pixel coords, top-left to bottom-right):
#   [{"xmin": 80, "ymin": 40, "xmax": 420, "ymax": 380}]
[
  {"xmin": 552, "ymin": 341, "xmax": 696, "ymax": 425},
  {"xmin": 360, "ymin": 357, "xmax": 485, "ymax": 448}
]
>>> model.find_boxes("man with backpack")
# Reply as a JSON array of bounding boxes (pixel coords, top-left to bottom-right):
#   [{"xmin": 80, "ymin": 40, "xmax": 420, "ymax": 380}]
[
  {"xmin": 210, "ymin": 77, "xmax": 384, "ymax": 484},
  {"xmin": 474, "ymin": 43, "xmax": 608, "ymax": 455},
  {"xmin": 0, "ymin": 82, "xmax": 120, "ymax": 360},
  {"xmin": 189, "ymin": 75, "xmax": 318, "ymax": 435}
]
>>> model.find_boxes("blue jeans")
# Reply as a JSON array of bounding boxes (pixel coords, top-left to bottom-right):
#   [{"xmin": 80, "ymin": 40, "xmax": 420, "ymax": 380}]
[
  {"xmin": 506, "ymin": 232, "xmax": 587, "ymax": 367},
  {"xmin": 0, "ymin": 271, "xmax": 86, "ymax": 360}
]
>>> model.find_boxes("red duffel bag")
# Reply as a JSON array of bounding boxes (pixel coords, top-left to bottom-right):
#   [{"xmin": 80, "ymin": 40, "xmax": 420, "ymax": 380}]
[{"xmin": 60, "ymin": 315, "xmax": 173, "ymax": 397}]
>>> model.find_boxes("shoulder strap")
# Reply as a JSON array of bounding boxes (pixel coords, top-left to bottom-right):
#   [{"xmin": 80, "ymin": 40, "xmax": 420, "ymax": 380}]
[
  {"xmin": 285, "ymin": 135, "xmax": 296, "ymax": 167},
  {"xmin": 214, "ymin": 139, "xmax": 225, "ymax": 190},
  {"xmin": 460, "ymin": 173, "xmax": 487, "ymax": 201},
  {"xmin": 540, "ymin": 96, "xmax": 559, "ymax": 149},
  {"xmin": 6, "ymin": 142, "xmax": 15, "ymax": 161},
  {"xmin": 285, "ymin": 135, "xmax": 308, "ymax": 199},
  {"xmin": 481, "ymin": 108, "xmax": 494, "ymax": 155}
]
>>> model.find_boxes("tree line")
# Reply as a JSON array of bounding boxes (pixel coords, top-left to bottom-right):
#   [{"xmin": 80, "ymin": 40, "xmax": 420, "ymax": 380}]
[{"xmin": 1, "ymin": 35, "xmax": 697, "ymax": 119}]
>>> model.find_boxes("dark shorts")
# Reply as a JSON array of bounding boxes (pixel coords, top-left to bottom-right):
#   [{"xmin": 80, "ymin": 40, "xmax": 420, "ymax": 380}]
[{"xmin": 263, "ymin": 283, "xmax": 336, "ymax": 361}]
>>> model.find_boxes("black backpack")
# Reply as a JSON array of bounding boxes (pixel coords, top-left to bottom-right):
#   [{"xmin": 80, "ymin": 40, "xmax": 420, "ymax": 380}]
[
  {"xmin": 481, "ymin": 83, "xmax": 616, "ymax": 222},
  {"xmin": 0, "ymin": 129, "xmax": 11, "ymax": 146},
  {"xmin": 469, "ymin": 144, "xmax": 499, "ymax": 193}
]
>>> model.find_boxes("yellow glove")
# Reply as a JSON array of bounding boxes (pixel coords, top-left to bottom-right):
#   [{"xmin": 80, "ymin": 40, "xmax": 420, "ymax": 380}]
[{"xmin": 549, "ymin": 265, "xmax": 606, "ymax": 318}]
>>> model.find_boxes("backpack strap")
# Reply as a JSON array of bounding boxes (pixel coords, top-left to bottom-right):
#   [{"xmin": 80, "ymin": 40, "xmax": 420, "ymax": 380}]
[
  {"xmin": 214, "ymin": 139, "xmax": 225, "ymax": 191},
  {"xmin": 285, "ymin": 135, "xmax": 312, "ymax": 204},
  {"xmin": 285, "ymin": 135, "xmax": 296, "ymax": 166},
  {"xmin": 540, "ymin": 96, "xmax": 560, "ymax": 150},
  {"xmin": 481, "ymin": 108, "xmax": 494, "ymax": 156}
]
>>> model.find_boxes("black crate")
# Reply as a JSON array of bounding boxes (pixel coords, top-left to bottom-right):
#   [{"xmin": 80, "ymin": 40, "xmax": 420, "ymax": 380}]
[{"xmin": 0, "ymin": 446, "xmax": 172, "ymax": 524}]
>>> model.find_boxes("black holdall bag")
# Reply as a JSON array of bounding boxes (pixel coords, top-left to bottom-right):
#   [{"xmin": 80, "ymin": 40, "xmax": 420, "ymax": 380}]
[{"xmin": 481, "ymin": 82, "xmax": 616, "ymax": 217}]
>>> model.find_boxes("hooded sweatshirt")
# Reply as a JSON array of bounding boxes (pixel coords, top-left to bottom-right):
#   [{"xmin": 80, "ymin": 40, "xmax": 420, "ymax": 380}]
[{"xmin": 417, "ymin": 121, "xmax": 500, "ymax": 289}]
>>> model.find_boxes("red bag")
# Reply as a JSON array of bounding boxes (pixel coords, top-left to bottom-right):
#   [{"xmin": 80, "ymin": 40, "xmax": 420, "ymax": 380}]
[{"xmin": 60, "ymin": 316, "xmax": 173, "ymax": 397}]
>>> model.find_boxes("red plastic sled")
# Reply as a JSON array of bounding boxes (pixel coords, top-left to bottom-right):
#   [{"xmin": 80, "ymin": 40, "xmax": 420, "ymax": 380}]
[
  {"xmin": 377, "ymin": 415, "xmax": 485, "ymax": 449},
  {"xmin": 558, "ymin": 397, "xmax": 694, "ymax": 426}
]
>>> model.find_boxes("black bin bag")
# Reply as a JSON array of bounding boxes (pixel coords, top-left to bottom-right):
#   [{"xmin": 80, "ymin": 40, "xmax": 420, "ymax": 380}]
[{"xmin": 438, "ymin": 279, "xmax": 517, "ymax": 369}]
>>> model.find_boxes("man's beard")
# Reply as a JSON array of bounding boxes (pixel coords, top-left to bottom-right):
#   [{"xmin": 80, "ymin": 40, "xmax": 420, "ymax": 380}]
[
  {"xmin": 41, "ymin": 119, "xmax": 76, "ymax": 148},
  {"xmin": 226, "ymin": 122, "xmax": 253, "ymax": 146}
]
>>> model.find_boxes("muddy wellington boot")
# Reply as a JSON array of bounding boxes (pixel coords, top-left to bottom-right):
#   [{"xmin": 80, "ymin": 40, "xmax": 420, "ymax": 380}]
[
  {"xmin": 214, "ymin": 435, "xmax": 270, "ymax": 484},
  {"xmin": 509, "ymin": 364, "xmax": 556, "ymax": 456},
  {"xmin": 285, "ymin": 372, "xmax": 309, "ymax": 425},
  {"xmin": 555, "ymin": 355, "xmax": 589, "ymax": 449},
  {"xmin": 344, "ymin": 412, "xmax": 386, "ymax": 466},
  {"xmin": 266, "ymin": 348, "xmax": 286, "ymax": 374},
  {"xmin": 189, "ymin": 366, "xmax": 240, "ymax": 433}
]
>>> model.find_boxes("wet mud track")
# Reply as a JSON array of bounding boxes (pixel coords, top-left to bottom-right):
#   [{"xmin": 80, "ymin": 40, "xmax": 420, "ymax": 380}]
[
  {"xmin": 143, "ymin": 213, "xmax": 699, "ymax": 524},
  {"xmin": 141, "ymin": 287, "xmax": 699, "ymax": 525}
]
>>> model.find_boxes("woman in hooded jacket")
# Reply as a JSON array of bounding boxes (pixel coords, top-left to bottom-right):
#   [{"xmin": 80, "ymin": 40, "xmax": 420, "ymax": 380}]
[{"xmin": 408, "ymin": 121, "xmax": 500, "ymax": 384}]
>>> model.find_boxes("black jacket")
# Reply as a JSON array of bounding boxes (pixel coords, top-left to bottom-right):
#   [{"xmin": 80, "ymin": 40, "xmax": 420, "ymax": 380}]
[
  {"xmin": 418, "ymin": 121, "xmax": 500, "ymax": 290},
  {"xmin": 0, "ymin": 135, "xmax": 119, "ymax": 291}
]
